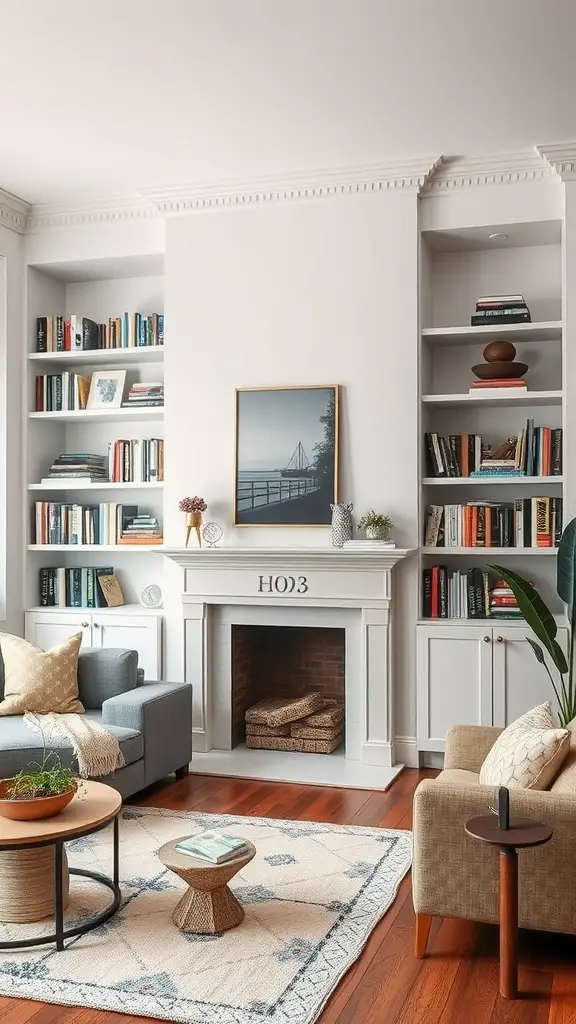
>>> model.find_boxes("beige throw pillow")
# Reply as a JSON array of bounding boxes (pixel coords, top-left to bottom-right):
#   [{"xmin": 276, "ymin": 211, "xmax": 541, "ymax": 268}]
[
  {"xmin": 551, "ymin": 716, "xmax": 576, "ymax": 793},
  {"xmin": 479, "ymin": 702, "xmax": 569, "ymax": 791},
  {"xmin": 0, "ymin": 633, "xmax": 84, "ymax": 716}
]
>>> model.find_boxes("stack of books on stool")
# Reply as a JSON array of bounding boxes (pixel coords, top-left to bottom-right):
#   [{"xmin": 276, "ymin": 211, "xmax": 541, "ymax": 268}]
[{"xmin": 175, "ymin": 831, "xmax": 249, "ymax": 863}]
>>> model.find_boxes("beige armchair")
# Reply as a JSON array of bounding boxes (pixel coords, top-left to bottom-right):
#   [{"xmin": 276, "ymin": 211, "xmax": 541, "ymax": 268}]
[{"xmin": 412, "ymin": 724, "xmax": 576, "ymax": 957}]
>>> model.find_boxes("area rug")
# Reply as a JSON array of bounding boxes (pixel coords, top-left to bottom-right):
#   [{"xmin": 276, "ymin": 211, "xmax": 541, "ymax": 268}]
[{"xmin": 0, "ymin": 806, "xmax": 412, "ymax": 1024}]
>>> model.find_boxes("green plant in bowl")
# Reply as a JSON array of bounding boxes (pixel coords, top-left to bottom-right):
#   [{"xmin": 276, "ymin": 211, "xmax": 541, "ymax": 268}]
[
  {"xmin": 7, "ymin": 751, "xmax": 77, "ymax": 800},
  {"xmin": 357, "ymin": 511, "xmax": 393, "ymax": 540}
]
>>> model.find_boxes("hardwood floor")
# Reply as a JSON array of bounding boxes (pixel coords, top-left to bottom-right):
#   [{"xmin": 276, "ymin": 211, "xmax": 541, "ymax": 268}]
[{"xmin": 1, "ymin": 768, "xmax": 575, "ymax": 1023}]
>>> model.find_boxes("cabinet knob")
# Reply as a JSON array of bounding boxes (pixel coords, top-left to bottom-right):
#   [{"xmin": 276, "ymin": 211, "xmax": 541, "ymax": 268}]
[
  {"xmin": 496, "ymin": 635, "xmax": 504, "ymax": 643},
  {"xmin": 81, "ymin": 621, "xmax": 89, "ymax": 629},
  {"xmin": 94, "ymin": 622, "xmax": 100, "ymax": 628},
  {"xmin": 483, "ymin": 635, "xmax": 490, "ymax": 643}
]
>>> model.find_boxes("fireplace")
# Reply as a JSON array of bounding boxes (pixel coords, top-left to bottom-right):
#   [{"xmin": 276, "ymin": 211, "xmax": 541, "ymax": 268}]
[
  {"xmin": 231, "ymin": 624, "xmax": 345, "ymax": 748},
  {"xmin": 162, "ymin": 545, "xmax": 412, "ymax": 789}
]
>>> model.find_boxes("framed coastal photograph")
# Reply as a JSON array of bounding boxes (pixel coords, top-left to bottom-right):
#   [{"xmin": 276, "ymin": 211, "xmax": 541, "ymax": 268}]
[
  {"xmin": 234, "ymin": 385, "xmax": 339, "ymax": 526},
  {"xmin": 87, "ymin": 369, "xmax": 126, "ymax": 410}
]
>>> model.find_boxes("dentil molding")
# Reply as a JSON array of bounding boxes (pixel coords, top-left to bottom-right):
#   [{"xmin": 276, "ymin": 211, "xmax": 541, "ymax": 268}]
[
  {"xmin": 536, "ymin": 143, "xmax": 576, "ymax": 181},
  {"xmin": 0, "ymin": 189, "xmax": 30, "ymax": 235},
  {"xmin": 424, "ymin": 149, "xmax": 555, "ymax": 193},
  {"xmin": 25, "ymin": 194, "xmax": 158, "ymax": 233}
]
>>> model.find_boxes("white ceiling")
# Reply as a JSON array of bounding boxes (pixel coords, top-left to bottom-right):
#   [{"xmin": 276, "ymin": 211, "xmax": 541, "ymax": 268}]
[{"xmin": 2, "ymin": 0, "xmax": 576, "ymax": 204}]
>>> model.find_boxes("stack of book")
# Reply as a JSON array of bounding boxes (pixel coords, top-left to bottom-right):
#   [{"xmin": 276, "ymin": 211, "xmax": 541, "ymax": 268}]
[
  {"xmin": 119, "ymin": 511, "xmax": 163, "ymax": 545},
  {"xmin": 490, "ymin": 579, "xmax": 522, "ymax": 620},
  {"xmin": 175, "ymin": 832, "xmax": 249, "ymax": 864},
  {"xmin": 34, "ymin": 502, "xmax": 163, "ymax": 546},
  {"xmin": 36, "ymin": 313, "xmax": 164, "ymax": 352},
  {"xmin": 469, "ymin": 378, "xmax": 527, "ymax": 394},
  {"xmin": 35, "ymin": 373, "xmax": 91, "ymax": 412},
  {"xmin": 423, "ymin": 566, "xmax": 491, "ymax": 618},
  {"xmin": 39, "ymin": 566, "xmax": 114, "ymax": 608},
  {"xmin": 471, "ymin": 294, "xmax": 531, "ymax": 326},
  {"xmin": 424, "ymin": 497, "xmax": 562, "ymax": 548},
  {"xmin": 122, "ymin": 383, "xmax": 164, "ymax": 408},
  {"xmin": 425, "ymin": 426, "xmax": 562, "ymax": 478},
  {"xmin": 41, "ymin": 454, "xmax": 107, "ymax": 483},
  {"xmin": 108, "ymin": 439, "xmax": 164, "ymax": 483}
]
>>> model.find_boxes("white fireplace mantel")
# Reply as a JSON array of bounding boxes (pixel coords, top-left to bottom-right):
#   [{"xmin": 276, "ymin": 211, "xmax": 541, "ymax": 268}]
[{"xmin": 162, "ymin": 546, "xmax": 413, "ymax": 789}]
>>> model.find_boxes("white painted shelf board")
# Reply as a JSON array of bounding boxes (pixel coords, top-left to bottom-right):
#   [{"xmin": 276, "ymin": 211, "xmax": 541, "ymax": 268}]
[
  {"xmin": 421, "ymin": 546, "xmax": 557, "ymax": 556},
  {"xmin": 422, "ymin": 391, "xmax": 562, "ymax": 409},
  {"xmin": 422, "ymin": 476, "xmax": 563, "ymax": 486},
  {"xmin": 28, "ymin": 348, "xmax": 164, "ymax": 365},
  {"xmin": 422, "ymin": 322, "xmax": 562, "ymax": 346},
  {"xmin": 29, "ymin": 408, "xmax": 164, "ymax": 423},
  {"xmin": 27, "ymin": 544, "xmax": 164, "ymax": 553},
  {"xmin": 26, "ymin": 604, "xmax": 163, "ymax": 616},
  {"xmin": 418, "ymin": 616, "xmax": 568, "ymax": 626},
  {"xmin": 189, "ymin": 745, "xmax": 403, "ymax": 791},
  {"xmin": 29, "ymin": 482, "xmax": 164, "ymax": 491}
]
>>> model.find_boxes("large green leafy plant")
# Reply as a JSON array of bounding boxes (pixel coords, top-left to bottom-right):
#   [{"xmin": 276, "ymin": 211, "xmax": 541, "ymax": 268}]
[{"xmin": 488, "ymin": 517, "xmax": 576, "ymax": 727}]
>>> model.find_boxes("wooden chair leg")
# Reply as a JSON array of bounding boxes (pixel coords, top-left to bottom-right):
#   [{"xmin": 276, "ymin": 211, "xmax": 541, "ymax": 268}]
[
  {"xmin": 414, "ymin": 913, "xmax": 433, "ymax": 958},
  {"xmin": 175, "ymin": 765, "xmax": 190, "ymax": 780}
]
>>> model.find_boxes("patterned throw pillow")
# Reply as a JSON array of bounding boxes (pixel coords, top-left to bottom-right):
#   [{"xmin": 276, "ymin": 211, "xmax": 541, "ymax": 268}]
[
  {"xmin": 0, "ymin": 633, "xmax": 84, "ymax": 716},
  {"xmin": 479, "ymin": 702, "xmax": 570, "ymax": 790}
]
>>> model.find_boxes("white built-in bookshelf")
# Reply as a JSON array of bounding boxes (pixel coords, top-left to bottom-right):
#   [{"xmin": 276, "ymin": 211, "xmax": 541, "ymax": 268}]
[{"xmin": 24, "ymin": 259, "xmax": 165, "ymax": 644}]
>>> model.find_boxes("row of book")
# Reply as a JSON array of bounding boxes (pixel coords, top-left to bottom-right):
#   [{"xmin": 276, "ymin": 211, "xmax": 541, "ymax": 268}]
[
  {"xmin": 39, "ymin": 566, "xmax": 114, "ymax": 608},
  {"xmin": 123, "ymin": 383, "xmax": 164, "ymax": 408},
  {"xmin": 423, "ymin": 568, "xmax": 520, "ymax": 620},
  {"xmin": 424, "ymin": 497, "xmax": 563, "ymax": 548},
  {"xmin": 34, "ymin": 503, "xmax": 163, "ymax": 546},
  {"xmin": 35, "ymin": 373, "xmax": 90, "ymax": 412},
  {"xmin": 36, "ymin": 313, "xmax": 164, "ymax": 353},
  {"xmin": 470, "ymin": 294, "xmax": 531, "ymax": 327},
  {"xmin": 108, "ymin": 439, "xmax": 164, "ymax": 483},
  {"xmin": 425, "ymin": 425, "xmax": 562, "ymax": 478}
]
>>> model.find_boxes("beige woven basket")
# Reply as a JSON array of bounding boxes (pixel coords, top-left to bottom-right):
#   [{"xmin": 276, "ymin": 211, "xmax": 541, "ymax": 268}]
[
  {"xmin": 246, "ymin": 732, "xmax": 343, "ymax": 755},
  {"xmin": 245, "ymin": 693, "xmax": 324, "ymax": 727},
  {"xmin": 297, "ymin": 700, "xmax": 345, "ymax": 729},
  {"xmin": 245, "ymin": 722, "xmax": 290, "ymax": 737},
  {"xmin": 290, "ymin": 722, "xmax": 343, "ymax": 740}
]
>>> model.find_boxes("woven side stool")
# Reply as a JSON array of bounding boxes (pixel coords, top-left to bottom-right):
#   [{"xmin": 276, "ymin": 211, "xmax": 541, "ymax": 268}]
[{"xmin": 158, "ymin": 837, "xmax": 256, "ymax": 933}]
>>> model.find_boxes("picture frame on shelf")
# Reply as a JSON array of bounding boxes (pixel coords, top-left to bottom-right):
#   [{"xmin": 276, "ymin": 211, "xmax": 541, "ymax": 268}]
[
  {"xmin": 87, "ymin": 370, "xmax": 127, "ymax": 410},
  {"xmin": 234, "ymin": 385, "xmax": 339, "ymax": 527}
]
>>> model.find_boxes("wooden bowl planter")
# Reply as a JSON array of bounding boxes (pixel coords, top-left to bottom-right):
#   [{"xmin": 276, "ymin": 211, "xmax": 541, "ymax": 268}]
[{"xmin": 0, "ymin": 779, "xmax": 75, "ymax": 821}]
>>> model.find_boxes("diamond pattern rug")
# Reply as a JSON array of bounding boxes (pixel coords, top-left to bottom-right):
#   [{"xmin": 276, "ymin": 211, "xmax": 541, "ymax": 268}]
[{"xmin": 0, "ymin": 806, "xmax": 412, "ymax": 1024}]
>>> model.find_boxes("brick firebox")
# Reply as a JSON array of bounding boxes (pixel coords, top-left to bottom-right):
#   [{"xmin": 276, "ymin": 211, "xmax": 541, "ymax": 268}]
[{"xmin": 231, "ymin": 624, "xmax": 345, "ymax": 747}]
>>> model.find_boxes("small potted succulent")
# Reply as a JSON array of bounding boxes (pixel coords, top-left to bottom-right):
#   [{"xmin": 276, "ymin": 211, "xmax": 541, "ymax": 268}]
[
  {"xmin": 357, "ymin": 510, "xmax": 394, "ymax": 541},
  {"xmin": 180, "ymin": 495, "xmax": 208, "ymax": 547},
  {"xmin": 0, "ymin": 750, "xmax": 78, "ymax": 821}
]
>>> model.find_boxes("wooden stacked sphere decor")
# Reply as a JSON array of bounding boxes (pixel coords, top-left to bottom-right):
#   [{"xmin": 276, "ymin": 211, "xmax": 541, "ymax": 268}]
[{"xmin": 472, "ymin": 340, "xmax": 528, "ymax": 381}]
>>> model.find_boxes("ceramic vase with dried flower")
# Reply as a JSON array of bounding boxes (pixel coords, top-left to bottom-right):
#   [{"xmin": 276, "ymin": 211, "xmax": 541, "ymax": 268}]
[{"xmin": 179, "ymin": 496, "xmax": 208, "ymax": 547}]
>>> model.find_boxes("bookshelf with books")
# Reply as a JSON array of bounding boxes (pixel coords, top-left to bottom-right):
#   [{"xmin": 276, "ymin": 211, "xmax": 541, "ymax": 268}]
[
  {"xmin": 24, "ymin": 258, "xmax": 165, "ymax": 670},
  {"xmin": 416, "ymin": 218, "xmax": 568, "ymax": 754}
]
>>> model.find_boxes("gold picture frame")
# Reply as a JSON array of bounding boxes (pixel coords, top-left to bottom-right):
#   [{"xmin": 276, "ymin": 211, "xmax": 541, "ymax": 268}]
[{"xmin": 234, "ymin": 385, "xmax": 339, "ymax": 527}]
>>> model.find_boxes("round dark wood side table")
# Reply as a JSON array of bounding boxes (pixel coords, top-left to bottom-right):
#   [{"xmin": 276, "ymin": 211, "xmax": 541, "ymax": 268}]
[{"xmin": 465, "ymin": 814, "xmax": 552, "ymax": 999}]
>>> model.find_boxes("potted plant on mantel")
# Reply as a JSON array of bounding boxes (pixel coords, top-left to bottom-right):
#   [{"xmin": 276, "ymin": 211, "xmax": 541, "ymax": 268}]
[
  {"xmin": 180, "ymin": 495, "xmax": 207, "ymax": 547},
  {"xmin": 0, "ymin": 748, "xmax": 78, "ymax": 821},
  {"xmin": 357, "ymin": 511, "xmax": 394, "ymax": 541},
  {"xmin": 488, "ymin": 516, "xmax": 576, "ymax": 727}
]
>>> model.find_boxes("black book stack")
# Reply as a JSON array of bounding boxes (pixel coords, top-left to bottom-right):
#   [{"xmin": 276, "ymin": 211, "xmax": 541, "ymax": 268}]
[{"xmin": 471, "ymin": 294, "xmax": 531, "ymax": 327}]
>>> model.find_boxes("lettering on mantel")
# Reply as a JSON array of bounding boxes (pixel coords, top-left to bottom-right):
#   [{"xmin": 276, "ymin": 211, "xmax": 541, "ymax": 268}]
[{"xmin": 258, "ymin": 575, "xmax": 308, "ymax": 595}]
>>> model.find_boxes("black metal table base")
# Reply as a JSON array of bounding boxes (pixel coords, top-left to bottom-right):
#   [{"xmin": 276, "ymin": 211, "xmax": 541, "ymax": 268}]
[{"xmin": 0, "ymin": 812, "xmax": 120, "ymax": 951}]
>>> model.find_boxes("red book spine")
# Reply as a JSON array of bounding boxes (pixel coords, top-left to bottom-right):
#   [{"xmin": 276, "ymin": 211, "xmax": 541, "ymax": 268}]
[{"xmin": 431, "ymin": 567, "xmax": 439, "ymax": 618}]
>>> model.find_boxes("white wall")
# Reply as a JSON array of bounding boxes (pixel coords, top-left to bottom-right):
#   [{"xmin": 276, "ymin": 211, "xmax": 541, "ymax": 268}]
[
  {"xmin": 164, "ymin": 192, "xmax": 420, "ymax": 739},
  {"xmin": 0, "ymin": 224, "xmax": 24, "ymax": 634}
]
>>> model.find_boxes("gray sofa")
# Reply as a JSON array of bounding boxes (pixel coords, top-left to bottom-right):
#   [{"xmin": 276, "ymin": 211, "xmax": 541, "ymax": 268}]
[{"xmin": 0, "ymin": 647, "xmax": 192, "ymax": 798}]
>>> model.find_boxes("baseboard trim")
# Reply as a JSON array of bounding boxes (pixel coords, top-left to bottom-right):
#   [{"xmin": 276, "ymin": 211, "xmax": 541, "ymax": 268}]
[{"xmin": 394, "ymin": 736, "xmax": 419, "ymax": 768}]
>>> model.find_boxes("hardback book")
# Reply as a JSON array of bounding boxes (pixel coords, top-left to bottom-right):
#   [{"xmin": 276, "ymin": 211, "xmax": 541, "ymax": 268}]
[
  {"xmin": 343, "ymin": 540, "xmax": 396, "ymax": 548},
  {"xmin": 175, "ymin": 831, "xmax": 248, "ymax": 864}
]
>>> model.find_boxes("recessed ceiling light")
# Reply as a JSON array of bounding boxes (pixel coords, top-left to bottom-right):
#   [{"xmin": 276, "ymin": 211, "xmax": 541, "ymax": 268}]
[{"xmin": 488, "ymin": 232, "xmax": 508, "ymax": 241}]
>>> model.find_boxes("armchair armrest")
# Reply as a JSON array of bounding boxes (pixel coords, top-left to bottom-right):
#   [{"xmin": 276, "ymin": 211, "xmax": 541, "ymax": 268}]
[
  {"xmin": 102, "ymin": 681, "xmax": 192, "ymax": 786},
  {"xmin": 444, "ymin": 725, "xmax": 503, "ymax": 772},
  {"xmin": 413, "ymin": 778, "xmax": 576, "ymax": 934}
]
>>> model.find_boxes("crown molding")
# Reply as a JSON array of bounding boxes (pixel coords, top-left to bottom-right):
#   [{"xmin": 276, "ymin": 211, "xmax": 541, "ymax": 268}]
[
  {"xmin": 424, "ymin": 149, "xmax": 554, "ymax": 193},
  {"xmin": 25, "ymin": 194, "xmax": 158, "ymax": 233},
  {"xmin": 139, "ymin": 156, "xmax": 443, "ymax": 214},
  {"xmin": 536, "ymin": 142, "xmax": 576, "ymax": 181},
  {"xmin": 0, "ymin": 189, "xmax": 31, "ymax": 235}
]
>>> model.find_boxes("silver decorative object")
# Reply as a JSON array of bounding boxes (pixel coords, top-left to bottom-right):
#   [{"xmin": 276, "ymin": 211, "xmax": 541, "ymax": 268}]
[
  {"xmin": 201, "ymin": 522, "xmax": 223, "ymax": 547},
  {"xmin": 330, "ymin": 503, "xmax": 353, "ymax": 548},
  {"xmin": 140, "ymin": 584, "xmax": 163, "ymax": 609}
]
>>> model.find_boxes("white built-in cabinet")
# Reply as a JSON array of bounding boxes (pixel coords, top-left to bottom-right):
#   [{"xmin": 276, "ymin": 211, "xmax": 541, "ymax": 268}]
[
  {"xmin": 416, "ymin": 622, "xmax": 567, "ymax": 752},
  {"xmin": 25, "ymin": 610, "xmax": 163, "ymax": 681}
]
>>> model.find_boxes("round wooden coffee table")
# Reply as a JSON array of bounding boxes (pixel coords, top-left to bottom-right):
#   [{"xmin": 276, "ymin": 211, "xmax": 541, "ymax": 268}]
[
  {"xmin": 158, "ymin": 836, "xmax": 256, "ymax": 934},
  {"xmin": 465, "ymin": 814, "xmax": 552, "ymax": 999},
  {"xmin": 0, "ymin": 780, "xmax": 122, "ymax": 951}
]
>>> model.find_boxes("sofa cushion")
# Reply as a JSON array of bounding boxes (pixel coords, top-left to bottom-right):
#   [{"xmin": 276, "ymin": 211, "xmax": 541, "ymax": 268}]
[
  {"xmin": 436, "ymin": 768, "xmax": 480, "ymax": 786},
  {"xmin": 0, "ymin": 633, "xmax": 84, "ymax": 716},
  {"xmin": 78, "ymin": 648, "xmax": 138, "ymax": 709},
  {"xmin": 479, "ymin": 702, "xmax": 570, "ymax": 791},
  {"xmin": 551, "ymin": 716, "xmax": 576, "ymax": 792},
  {"xmin": 0, "ymin": 710, "xmax": 143, "ymax": 778}
]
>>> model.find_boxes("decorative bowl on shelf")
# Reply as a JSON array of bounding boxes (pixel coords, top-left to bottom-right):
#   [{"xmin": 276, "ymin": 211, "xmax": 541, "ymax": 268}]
[
  {"xmin": 472, "ymin": 360, "xmax": 529, "ymax": 380},
  {"xmin": 0, "ymin": 779, "xmax": 75, "ymax": 820}
]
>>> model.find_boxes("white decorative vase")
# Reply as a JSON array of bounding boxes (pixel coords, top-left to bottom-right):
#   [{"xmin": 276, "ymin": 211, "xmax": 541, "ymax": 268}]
[{"xmin": 330, "ymin": 503, "xmax": 353, "ymax": 547}]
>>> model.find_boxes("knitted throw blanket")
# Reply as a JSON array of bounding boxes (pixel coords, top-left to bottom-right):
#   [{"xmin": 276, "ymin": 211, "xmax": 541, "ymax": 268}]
[{"xmin": 24, "ymin": 712, "xmax": 125, "ymax": 779}]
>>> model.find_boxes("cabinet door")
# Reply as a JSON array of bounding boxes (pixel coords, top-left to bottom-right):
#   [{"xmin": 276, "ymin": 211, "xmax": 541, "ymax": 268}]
[
  {"xmin": 492, "ymin": 626, "xmax": 569, "ymax": 726},
  {"xmin": 25, "ymin": 612, "xmax": 92, "ymax": 650},
  {"xmin": 93, "ymin": 614, "xmax": 162, "ymax": 681},
  {"xmin": 417, "ymin": 625, "xmax": 493, "ymax": 752}
]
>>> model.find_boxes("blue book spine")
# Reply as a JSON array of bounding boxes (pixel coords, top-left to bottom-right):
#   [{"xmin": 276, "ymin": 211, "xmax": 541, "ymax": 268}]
[{"xmin": 157, "ymin": 314, "xmax": 164, "ymax": 345}]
